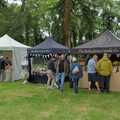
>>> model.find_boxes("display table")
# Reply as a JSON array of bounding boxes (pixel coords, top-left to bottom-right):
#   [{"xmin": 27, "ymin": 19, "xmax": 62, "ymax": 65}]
[
  {"xmin": 28, "ymin": 72, "xmax": 48, "ymax": 84},
  {"xmin": 80, "ymin": 66, "xmax": 120, "ymax": 92},
  {"xmin": 110, "ymin": 66, "xmax": 120, "ymax": 92}
]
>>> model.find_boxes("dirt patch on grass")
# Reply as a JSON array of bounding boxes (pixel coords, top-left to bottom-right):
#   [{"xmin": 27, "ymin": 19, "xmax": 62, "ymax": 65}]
[
  {"xmin": 39, "ymin": 106, "xmax": 58, "ymax": 118},
  {"xmin": 73, "ymin": 104, "xmax": 89, "ymax": 113},
  {"xmin": 0, "ymin": 91, "xmax": 34, "ymax": 101}
]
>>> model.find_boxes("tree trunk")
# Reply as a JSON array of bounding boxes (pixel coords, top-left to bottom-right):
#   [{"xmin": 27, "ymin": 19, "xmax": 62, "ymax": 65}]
[
  {"xmin": 21, "ymin": 0, "xmax": 26, "ymax": 12},
  {"xmin": 33, "ymin": 26, "xmax": 38, "ymax": 45},
  {"xmin": 72, "ymin": 30, "xmax": 77, "ymax": 47},
  {"xmin": 63, "ymin": 0, "xmax": 72, "ymax": 47},
  {"xmin": 25, "ymin": 23, "xmax": 30, "ymax": 45}
]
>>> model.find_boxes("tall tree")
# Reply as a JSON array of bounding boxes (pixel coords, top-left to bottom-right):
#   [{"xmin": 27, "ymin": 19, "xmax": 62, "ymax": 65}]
[
  {"xmin": 21, "ymin": 0, "xmax": 26, "ymax": 12},
  {"xmin": 0, "ymin": 0, "xmax": 120, "ymax": 47},
  {"xmin": 63, "ymin": 0, "xmax": 72, "ymax": 47}
]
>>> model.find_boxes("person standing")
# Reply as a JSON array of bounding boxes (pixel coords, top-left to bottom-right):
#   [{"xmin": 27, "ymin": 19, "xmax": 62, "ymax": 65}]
[
  {"xmin": 70, "ymin": 57, "xmax": 83, "ymax": 93},
  {"xmin": 0, "ymin": 56, "xmax": 5, "ymax": 81},
  {"xmin": 4, "ymin": 57, "xmax": 12, "ymax": 82},
  {"xmin": 87, "ymin": 54, "xmax": 100, "ymax": 92},
  {"xmin": 47, "ymin": 56, "xmax": 57, "ymax": 89},
  {"xmin": 22, "ymin": 56, "xmax": 29, "ymax": 84},
  {"xmin": 96, "ymin": 53, "xmax": 112, "ymax": 93},
  {"xmin": 56, "ymin": 54, "xmax": 67, "ymax": 92},
  {"xmin": 64, "ymin": 55, "xmax": 70, "ymax": 82},
  {"xmin": 5, "ymin": 57, "xmax": 12, "ymax": 66}
]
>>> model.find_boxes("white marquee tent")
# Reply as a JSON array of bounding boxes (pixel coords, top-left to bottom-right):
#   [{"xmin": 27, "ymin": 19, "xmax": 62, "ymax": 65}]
[{"xmin": 0, "ymin": 34, "xmax": 30, "ymax": 80}]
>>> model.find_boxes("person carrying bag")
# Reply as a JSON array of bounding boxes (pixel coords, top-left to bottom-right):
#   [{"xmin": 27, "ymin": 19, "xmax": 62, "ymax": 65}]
[{"xmin": 70, "ymin": 57, "xmax": 83, "ymax": 93}]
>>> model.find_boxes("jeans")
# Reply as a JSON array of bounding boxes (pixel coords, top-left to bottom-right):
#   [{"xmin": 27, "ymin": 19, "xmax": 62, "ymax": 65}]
[
  {"xmin": 71, "ymin": 75, "xmax": 80, "ymax": 93},
  {"xmin": 56, "ymin": 72, "xmax": 65, "ymax": 91}
]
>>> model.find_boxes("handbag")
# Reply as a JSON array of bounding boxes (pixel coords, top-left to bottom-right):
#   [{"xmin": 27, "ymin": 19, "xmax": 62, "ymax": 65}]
[{"xmin": 72, "ymin": 66, "xmax": 80, "ymax": 74}]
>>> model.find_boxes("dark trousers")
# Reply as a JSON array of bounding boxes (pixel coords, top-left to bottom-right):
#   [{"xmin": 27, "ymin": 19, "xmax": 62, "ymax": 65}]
[
  {"xmin": 91, "ymin": 81, "xmax": 97, "ymax": 89},
  {"xmin": 100, "ymin": 75, "xmax": 110, "ymax": 92},
  {"xmin": 73, "ymin": 79, "xmax": 79, "ymax": 93},
  {"xmin": 69, "ymin": 78, "xmax": 73, "ymax": 88},
  {"xmin": 72, "ymin": 76, "xmax": 79, "ymax": 93}
]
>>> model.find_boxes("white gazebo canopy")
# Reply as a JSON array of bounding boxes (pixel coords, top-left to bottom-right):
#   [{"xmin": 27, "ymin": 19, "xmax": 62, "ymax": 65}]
[
  {"xmin": 0, "ymin": 34, "xmax": 30, "ymax": 80},
  {"xmin": 0, "ymin": 34, "xmax": 29, "ymax": 48}
]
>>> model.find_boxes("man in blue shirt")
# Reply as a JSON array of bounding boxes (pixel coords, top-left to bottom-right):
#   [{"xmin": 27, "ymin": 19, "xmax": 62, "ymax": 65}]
[{"xmin": 87, "ymin": 54, "xmax": 100, "ymax": 92}]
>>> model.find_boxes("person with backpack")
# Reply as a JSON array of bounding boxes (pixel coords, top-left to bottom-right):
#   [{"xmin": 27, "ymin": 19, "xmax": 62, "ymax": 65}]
[
  {"xmin": 96, "ymin": 53, "xmax": 112, "ymax": 93},
  {"xmin": 70, "ymin": 57, "xmax": 83, "ymax": 93}
]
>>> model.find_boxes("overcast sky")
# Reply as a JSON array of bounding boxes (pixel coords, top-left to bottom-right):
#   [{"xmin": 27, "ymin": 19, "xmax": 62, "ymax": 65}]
[
  {"xmin": 7, "ymin": 0, "xmax": 22, "ymax": 5},
  {"xmin": 7, "ymin": 0, "xmax": 120, "ymax": 5}
]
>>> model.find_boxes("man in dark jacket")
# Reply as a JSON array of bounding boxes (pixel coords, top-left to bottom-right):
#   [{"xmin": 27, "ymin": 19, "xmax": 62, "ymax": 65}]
[
  {"xmin": 0, "ymin": 56, "xmax": 5, "ymax": 81},
  {"xmin": 56, "ymin": 54, "xmax": 67, "ymax": 92}
]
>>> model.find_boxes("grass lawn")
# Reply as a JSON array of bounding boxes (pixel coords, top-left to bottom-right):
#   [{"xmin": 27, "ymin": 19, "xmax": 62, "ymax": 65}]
[{"xmin": 0, "ymin": 82, "xmax": 120, "ymax": 120}]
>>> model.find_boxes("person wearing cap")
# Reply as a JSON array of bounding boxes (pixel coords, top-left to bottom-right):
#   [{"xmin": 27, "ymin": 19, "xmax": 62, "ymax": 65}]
[
  {"xmin": 70, "ymin": 57, "xmax": 83, "ymax": 93},
  {"xmin": 96, "ymin": 53, "xmax": 112, "ymax": 93}
]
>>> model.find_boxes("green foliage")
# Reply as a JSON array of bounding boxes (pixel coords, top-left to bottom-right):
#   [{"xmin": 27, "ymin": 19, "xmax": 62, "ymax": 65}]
[
  {"xmin": 48, "ymin": 0, "xmax": 120, "ymax": 46},
  {"xmin": 0, "ymin": 0, "xmax": 6, "ymax": 8},
  {"xmin": 22, "ymin": 0, "xmax": 59, "ymax": 45},
  {"xmin": 0, "ymin": 0, "xmax": 120, "ymax": 47},
  {"xmin": 0, "ymin": 5, "xmax": 23, "ymax": 39}
]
